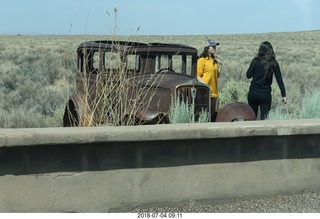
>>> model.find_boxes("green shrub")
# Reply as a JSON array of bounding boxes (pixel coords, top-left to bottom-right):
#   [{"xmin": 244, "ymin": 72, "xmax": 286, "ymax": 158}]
[
  {"xmin": 169, "ymin": 96, "xmax": 194, "ymax": 123},
  {"xmin": 34, "ymin": 86, "xmax": 68, "ymax": 116},
  {"xmin": 267, "ymin": 90, "xmax": 320, "ymax": 120},
  {"xmin": 197, "ymin": 108, "xmax": 210, "ymax": 123},
  {"xmin": 267, "ymin": 105, "xmax": 293, "ymax": 120},
  {"xmin": 44, "ymin": 105, "xmax": 65, "ymax": 127},
  {"xmin": 169, "ymin": 96, "xmax": 209, "ymax": 124},
  {"xmin": 0, "ymin": 36, "xmax": 74, "ymax": 128},
  {"xmin": 301, "ymin": 90, "xmax": 320, "ymax": 119},
  {"xmin": 0, "ymin": 107, "xmax": 47, "ymax": 128},
  {"xmin": 219, "ymin": 79, "xmax": 249, "ymax": 106}
]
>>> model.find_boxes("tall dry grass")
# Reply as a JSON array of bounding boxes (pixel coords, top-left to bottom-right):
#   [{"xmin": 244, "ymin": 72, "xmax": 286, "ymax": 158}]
[{"xmin": 74, "ymin": 42, "xmax": 168, "ymax": 126}]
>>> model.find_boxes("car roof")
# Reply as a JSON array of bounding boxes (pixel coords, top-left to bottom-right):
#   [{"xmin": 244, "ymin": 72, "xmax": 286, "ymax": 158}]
[{"xmin": 77, "ymin": 40, "xmax": 198, "ymax": 55}]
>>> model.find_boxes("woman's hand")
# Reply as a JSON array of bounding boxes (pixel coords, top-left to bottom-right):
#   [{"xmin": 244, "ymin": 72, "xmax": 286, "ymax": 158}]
[
  {"xmin": 282, "ymin": 97, "xmax": 287, "ymax": 104},
  {"xmin": 214, "ymin": 55, "xmax": 223, "ymax": 65}
]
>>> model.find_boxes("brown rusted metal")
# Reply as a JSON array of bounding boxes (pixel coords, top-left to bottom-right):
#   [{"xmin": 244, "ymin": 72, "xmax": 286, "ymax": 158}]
[
  {"xmin": 63, "ymin": 40, "xmax": 210, "ymax": 126},
  {"xmin": 215, "ymin": 102, "xmax": 256, "ymax": 122}
]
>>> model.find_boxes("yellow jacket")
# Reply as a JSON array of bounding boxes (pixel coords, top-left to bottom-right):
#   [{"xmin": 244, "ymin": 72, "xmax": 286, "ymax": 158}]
[{"xmin": 197, "ymin": 57, "xmax": 219, "ymax": 98}]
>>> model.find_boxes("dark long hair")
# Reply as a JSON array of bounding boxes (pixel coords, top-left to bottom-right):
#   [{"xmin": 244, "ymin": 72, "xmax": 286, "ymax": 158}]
[
  {"xmin": 256, "ymin": 41, "xmax": 277, "ymax": 78},
  {"xmin": 199, "ymin": 46, "xmax": 214, "ymax": 58}
]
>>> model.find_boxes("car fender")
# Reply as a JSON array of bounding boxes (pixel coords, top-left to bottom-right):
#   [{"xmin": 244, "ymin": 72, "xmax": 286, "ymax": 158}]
[{"xmin": 134, "ymin": 106, "xmax": 169, "ymax": 124}]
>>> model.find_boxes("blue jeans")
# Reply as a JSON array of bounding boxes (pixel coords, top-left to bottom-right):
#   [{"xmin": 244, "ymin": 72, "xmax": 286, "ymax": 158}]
[{"xmin": 247, "ymin": 90, "xmax": 271, "ymax": 120}]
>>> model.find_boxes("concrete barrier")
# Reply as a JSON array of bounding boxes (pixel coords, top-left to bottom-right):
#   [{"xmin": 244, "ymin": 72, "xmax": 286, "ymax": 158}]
[{"xmin": 0, "ymin": 119, "xmax": 320, "ymax": 212}]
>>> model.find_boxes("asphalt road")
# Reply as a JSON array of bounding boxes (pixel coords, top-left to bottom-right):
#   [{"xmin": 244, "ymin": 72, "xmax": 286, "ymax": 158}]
[{"xmin": 132, "ymin": 190, "xmax": 320, "ymax": 213}]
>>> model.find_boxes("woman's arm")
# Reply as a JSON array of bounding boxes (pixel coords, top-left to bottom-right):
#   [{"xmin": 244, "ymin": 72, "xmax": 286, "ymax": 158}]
[
  {"xmin": 246, "ymin": 59, "xmax": 255, "ymax": 79},
  {"xmin": 214, "ymin": 55, "xmax": 223, "ymax": 77},
  {"xmin": 274, "ymin": 61, "xmax": 286, "ymax": 98},
  {"xmin": 197, "ymin": 75, "xmax": 205, "ymax": 83},
  {"xmin": 197, "ymin": 58, "xmax": 205, "ymax": 80}
]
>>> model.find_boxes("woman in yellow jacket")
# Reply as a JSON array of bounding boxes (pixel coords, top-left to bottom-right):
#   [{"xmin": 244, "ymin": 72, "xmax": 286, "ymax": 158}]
[{"xmin": 197, "ymin": 39, "xmax": 222, "ymax": 121}]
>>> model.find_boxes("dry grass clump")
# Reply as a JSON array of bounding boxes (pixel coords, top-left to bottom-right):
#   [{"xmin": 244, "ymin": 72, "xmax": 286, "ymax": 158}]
[{"xmin": 74, "ymin": 46, "xmax": 167, "ymax": 127}]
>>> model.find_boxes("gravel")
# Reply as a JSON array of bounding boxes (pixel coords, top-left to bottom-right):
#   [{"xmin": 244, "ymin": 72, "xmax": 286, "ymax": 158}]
[{"xmin": 131, "ymin": 190, "xmax": 320, "ymax": 213}]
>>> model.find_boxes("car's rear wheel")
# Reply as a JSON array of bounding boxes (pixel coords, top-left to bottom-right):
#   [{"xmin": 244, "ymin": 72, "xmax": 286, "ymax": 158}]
[{"xmin": 63, "ymin": 101, "xmax": 79, "ymax": 127}]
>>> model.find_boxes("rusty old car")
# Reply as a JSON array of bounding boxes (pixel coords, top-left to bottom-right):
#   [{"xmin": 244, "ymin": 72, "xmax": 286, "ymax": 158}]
[{"xmin": 63, "ymin": 40, "xmax": 214, "ymax": 126}]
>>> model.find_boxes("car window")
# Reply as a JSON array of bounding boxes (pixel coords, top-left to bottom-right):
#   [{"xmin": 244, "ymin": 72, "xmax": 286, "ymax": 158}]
[
  {"xmin": 155, "ymin": 54, "xmax": 193, "ymax": 76},
  {"xmin": 92, "ymin": 51, "xmax": 136, "ymax": 75}
]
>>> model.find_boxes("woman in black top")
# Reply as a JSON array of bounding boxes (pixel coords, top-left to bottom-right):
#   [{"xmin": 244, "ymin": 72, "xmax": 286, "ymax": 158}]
[{"xmin": 246, "ymin": 41, "xmax": 287, "ymax": 120}]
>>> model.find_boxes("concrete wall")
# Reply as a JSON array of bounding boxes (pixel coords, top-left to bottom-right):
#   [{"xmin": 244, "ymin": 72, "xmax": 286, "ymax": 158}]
[{"xmin": 0, "ymin": 119, "xmax": 320, "ymax": 212}]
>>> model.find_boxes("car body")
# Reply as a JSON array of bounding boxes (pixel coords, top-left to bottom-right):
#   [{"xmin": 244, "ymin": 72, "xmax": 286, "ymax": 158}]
[{"xmin": 63, "ymin": 40, "xmax": 211, "ymax": 126}]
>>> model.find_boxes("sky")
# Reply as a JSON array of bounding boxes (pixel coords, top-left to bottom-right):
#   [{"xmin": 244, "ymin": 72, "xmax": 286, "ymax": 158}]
[{"xmin": 1, "ymin": 0, "xmax": 320, "ymax": 35}]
